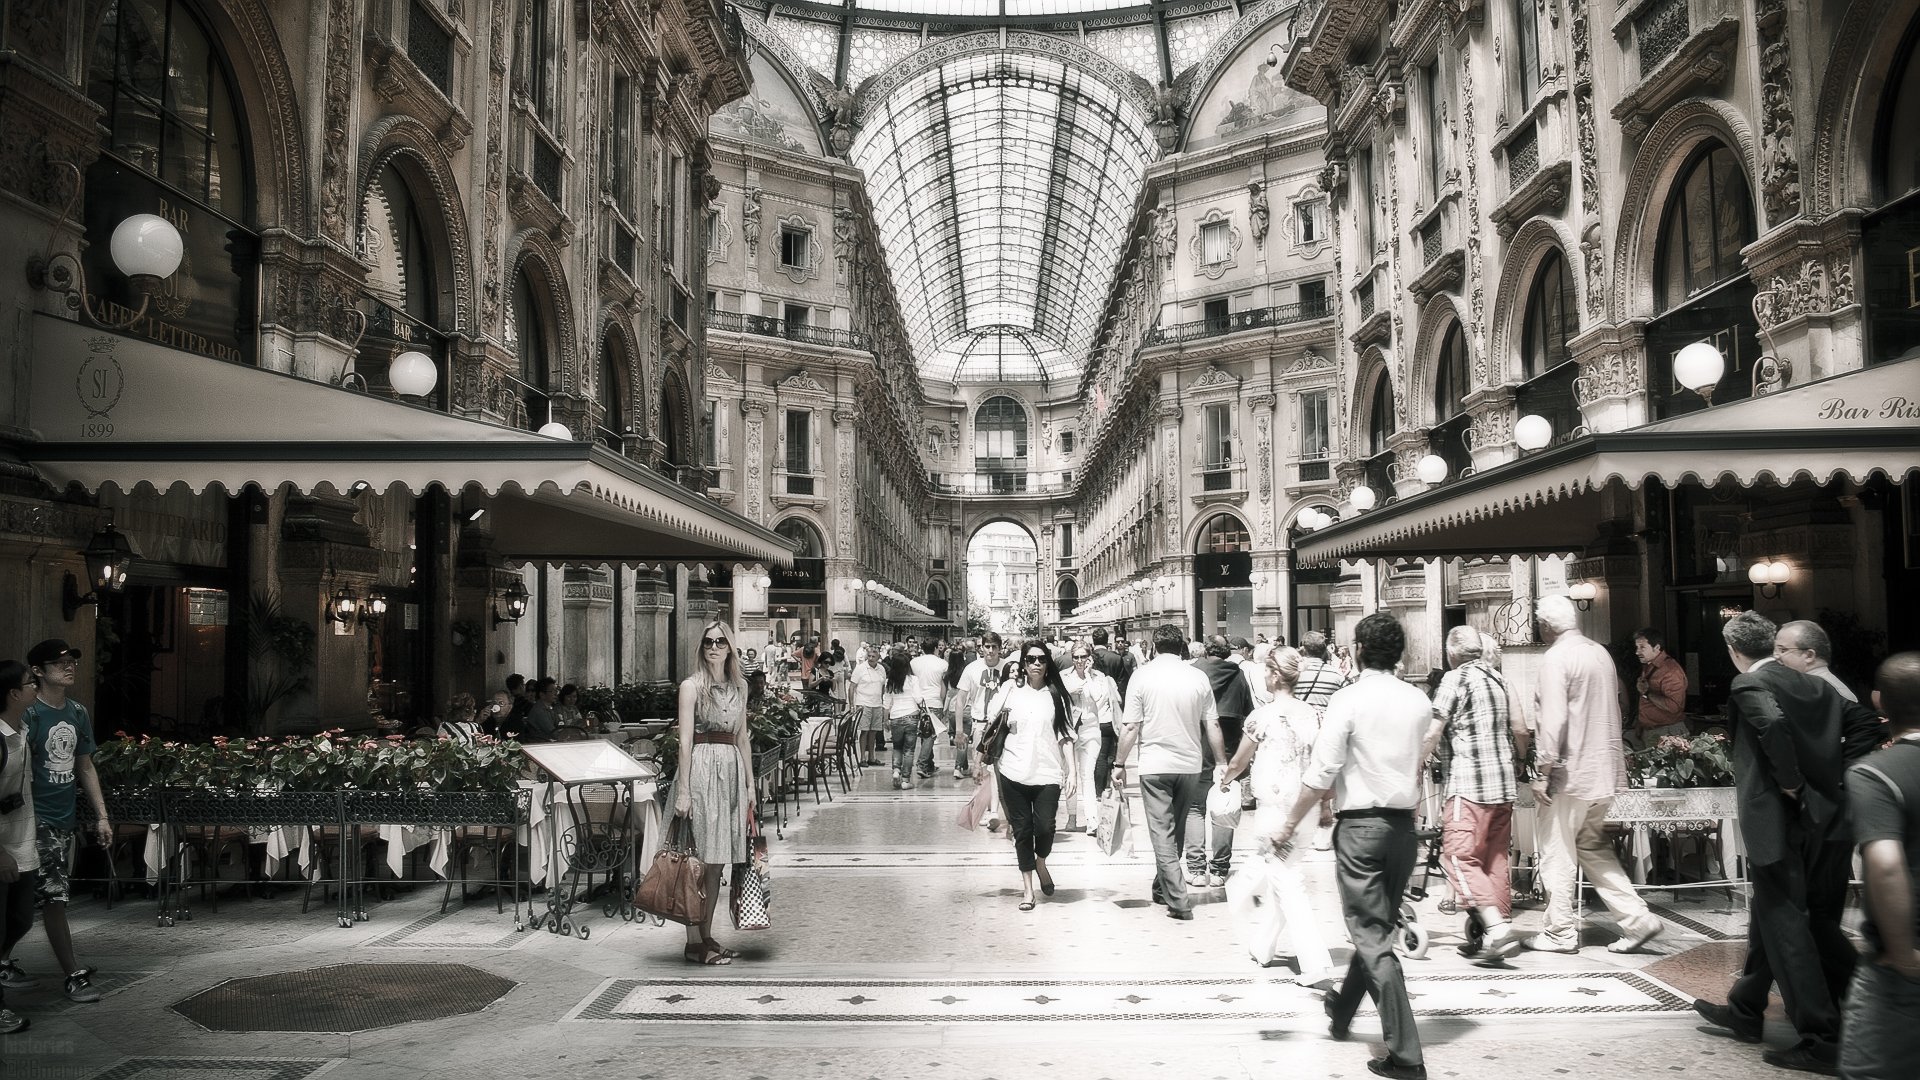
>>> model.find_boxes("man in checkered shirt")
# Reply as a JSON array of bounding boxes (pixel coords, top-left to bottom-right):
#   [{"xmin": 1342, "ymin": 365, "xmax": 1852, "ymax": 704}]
[
  {"xmin": 1294, "ymin": 631, "xmax": 1349, "ymax": 717},
  {"xmin": 1422, "ymin": 626, "xmax": 1531, "ymax": 965}
]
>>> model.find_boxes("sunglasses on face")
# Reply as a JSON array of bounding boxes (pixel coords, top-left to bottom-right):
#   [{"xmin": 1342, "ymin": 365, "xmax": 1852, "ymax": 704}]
[
  {"xmin": 701, "ymin": 637, "xmax": 730, "ymax": 649},
  {"xmin": 1025, "ymin": 654, "xmax": 1048, "ymax": 663}
]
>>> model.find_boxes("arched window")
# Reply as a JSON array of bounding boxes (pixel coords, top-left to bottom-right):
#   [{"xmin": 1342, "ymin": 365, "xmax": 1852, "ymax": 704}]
[
  {"xmin": 88, "ymin": 0, "xmax": 249, "ymax": 219},
  {"xmin": 358, "ymin": 163, "xmax": 448, "ymax": 402},
  {"xmin": 659, "ymin": 370, "xmax": 688, "ymax": 468},
  {"xmin": 1433, "ymin": 322, "xmax": 1470, "ymax": 422},
  {"xmin": 1656, "ymin": 141, "xmax": 1755, "ymax": 311},
  {"xmin": 1057, "ymin": 578, "xmax": 1078, "ymax": 618},
  {"xmin": 1367, "ymin": 374, "xmax": 1396, "ymax": 456},
  {"xmin": 1198, "ymin": 514, "xmax": 1252, "ymax": 554},
  {"xmin": 926, "ymin": 579, "xmax": 949, "ymax": 619},
  {"xmin": 776, "ymin": 517, "xmax": 825, "ymax": 559},
  {"xmin": 597, "ymin": 336, "xmax": 627, "ymax": 448},
  {"xmin": 508, "ymin": 270, "xmax": 551, "ymax": 427},
  {"xmin": 1520, "ymin": 250, "xmax": 1575, "ymax": 378},
  {"xmin": 1866, "ymin": 22, "xmax": 1920, "ymax": 365},
  {"xmin": 974, "ymin": 396, "xmax": 1028, "ymax": 493},
  {"xmin": 84, "ymin": 0, "xmax": 258, "ymax": 362}
]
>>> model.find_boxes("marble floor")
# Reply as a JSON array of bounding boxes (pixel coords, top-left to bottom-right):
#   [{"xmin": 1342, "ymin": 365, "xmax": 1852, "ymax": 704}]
[{"xmin": 4, "ymin": 747, "xmax": 1811, "ymax": 1079}]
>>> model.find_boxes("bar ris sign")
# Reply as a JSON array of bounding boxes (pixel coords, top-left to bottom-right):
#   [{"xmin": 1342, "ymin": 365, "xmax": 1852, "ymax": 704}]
[{"xmin": 1816, "ymin": 396, "xmax": 1920, "ymax": 422}]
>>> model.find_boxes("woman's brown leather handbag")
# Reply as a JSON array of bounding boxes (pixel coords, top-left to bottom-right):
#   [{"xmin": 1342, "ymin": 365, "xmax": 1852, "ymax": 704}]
[{"xmin": 634, "ymin": 814, "xmax": 706, "ymax": 925}]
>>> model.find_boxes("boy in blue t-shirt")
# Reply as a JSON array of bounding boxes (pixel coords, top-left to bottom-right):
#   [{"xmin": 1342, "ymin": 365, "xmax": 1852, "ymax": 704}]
[{"xmin": 0, "ymin": 640, "xmax": 110, "ymax": 1004}]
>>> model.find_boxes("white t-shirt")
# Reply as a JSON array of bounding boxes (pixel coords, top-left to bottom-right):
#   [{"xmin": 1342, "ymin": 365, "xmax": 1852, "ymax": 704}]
[
  {"xmin": 910, "ymin": 654, "xmax": 949, "ymax": 709},
  {"xmin": 957, "ymin": 657, "xmax": 1005, "ymax": 721},
  {"xmin": 988, "ymin": 683, "xmax": 1071, "ymax": 787},
  {"xmin": 1241, "ymin": 658, "xmax": 1274, "ymax": 707},
  {"xmin": 883, "ymin": 680, "xmax": 923, "ymax": 720},
  {"xmin": 848, "ymin": 661, "xmax": 887, "ymax": 707},
  {"xmin": 1120, "ymin": 654, "xmax": 1219, "ymax": 775},
  {"xmin": 0, "ymin": 720, "xmax": 40, "ymax": 873}
]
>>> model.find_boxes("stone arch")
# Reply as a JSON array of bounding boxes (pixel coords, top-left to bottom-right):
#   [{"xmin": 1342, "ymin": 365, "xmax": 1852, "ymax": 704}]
[
  {"xmin": 1488, "ymin": 218, "xmax": 1581, "ymax": 386},
  {"xmin": 504, "ymin": 228, "xmax": 578, "ymax": 393},
  {"xmin": 358, "ymin": 115, "xmax": 474, "ymax": 335},
  {"xmin": 85, "ymin": 0, "xmax": 313, "ymax": 234},
  {"xmin": 1610, "ymin": 99, "xmax": 1762, "ymax": 323},
  {"xmin": 851, "ymin": 30, "xmax": 1158, "ymax": 133},
  {"xmin": 1409, "ymin": 294, "xmax": 1471, "ymax": 426},
  {"xmin": 1348, "ymin": 347, "xmax": 1395, "ymax": 456},
  {"xmin": 658, "ymin": 363, "xmax": 696, "ymax": 466},
  {"xmin": 597, "ymin": 305, "xmax": 640, "ymax": 434},
  {"xmin": 1809, "ymin": 0, "xmax": 1920, "ymax": 213}
]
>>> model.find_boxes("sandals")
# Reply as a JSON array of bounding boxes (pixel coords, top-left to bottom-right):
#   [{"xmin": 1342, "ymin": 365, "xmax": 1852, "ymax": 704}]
[
  {"xmin": 683, "ymin": 942, "xmax": 733, "ymax": 965},
  {"xmin": 1018, "ymin": 900, "xmax": 1035, "ymax": 911},
  {"xmin": 703, "ymin": 938, "xmax": 740, "ymax": 961},
  {"xmin": 1037, "ymin": 867, "xmax": 1055, "ymax": 896}
]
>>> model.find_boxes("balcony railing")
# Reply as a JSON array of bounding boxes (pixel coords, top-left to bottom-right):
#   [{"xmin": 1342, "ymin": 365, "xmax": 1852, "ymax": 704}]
[
  {"xmin": 1294, "ymin": 457, "xmax": 1331, "ymax": 483},
  {"xmin": 706, "ymin": 308, "xmax": 869, "ymax": 349},
  {"xmin": 927, "ymin": 471, "xmax": 1075, "ymax": 496},
  {"xmin": 1148, "ymin": 299, "xmax": 1331, "ymax": 346}
]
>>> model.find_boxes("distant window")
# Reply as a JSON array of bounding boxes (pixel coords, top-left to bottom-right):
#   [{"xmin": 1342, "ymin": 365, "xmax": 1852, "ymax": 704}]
[
  {"xmin": 784, "ymin": 409, "xmax": 810, "ymax": 476},
  {"xmin": 1423, "ymin": 61, "xmax": 1446, "ymax": 194},
  {"xmin": 974, "ymin": 396, "xmax": 1027, "ymax": 466},
  {"xmin": 706, "ymin": 209, "xmax": 719, "ymax": 252},
  {"xmin": 1434, "ymin": 322, "xmax": 1470, "ymax": 422},
  {"xmin": 1521, "ymin": 250, "xmax": 1576, "ymax": 378},
  {"xmin": 1201, "ymin": 221, "xmax": 1230, "ymax": 265},
  {"xmin": 1368, "ymin": 374, "xmax": 1395, "ymax": 455},
  {"xmin": 1301, "ymin": 391, "xmax": 1330, "ymax": 460},
  {"xmin": 1060, "ymin": 430, "xmax": 1075, "ymax": 455},
  {"xmin": 783, "ymin": 303, "xmax": 809, "ymax": 330},
  {"xmin": 1203, "ymin": 297, "xmax": 1231, "ymax": 332},
  {"xmin": 1655, "ymin": 141, "xmax": 1754, "ymax": 311},
  {"xmin": 1297, "ymin": 201, "xmax": 1323, "ymax": 245},
  {"xmin": 780, "ymin": 227, "xmax": 810, "ymax": 269},
  {"xmin": 1058, "ymin": 523, "xmax": 1074, "ymax": 558},
  {"xmin": 1203, "ymin": 402, "xmax": 1233, "ymax": 466},
  {"xmin": 1298, "ymin": 278, "xmax": 1327, "ymax": 312}
]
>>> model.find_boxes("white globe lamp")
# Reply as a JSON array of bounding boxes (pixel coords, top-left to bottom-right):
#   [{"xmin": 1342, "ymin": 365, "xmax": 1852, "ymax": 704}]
[
  {"xmin": 1349, "ymin": 484, "xmax": 1377, "ymax": 511},
  {"xmin": 1297, "ymin": 507, "xmax": 1324, "ymax": 531},
  {"xmin": 1674, "ymin": 341, "xmax": 1726, "ymax": 401},
  {"xmin": 1514, "ymin": 413, "xmax": 1553, "ymax": 452},
  {"xmin": 110, "ymin": 213, "xmax": 185, "ymax": 282},
  {"xmin": 388, "ymin": 350, "xmax": 438, "ymax": 398},
  {"xmin": 1416, "ymin": 454, "xmax": 1449, "ymax": 485},
  {"xmin": 538, "ymin": 421, "xmax": 573, "ymax": 439}
]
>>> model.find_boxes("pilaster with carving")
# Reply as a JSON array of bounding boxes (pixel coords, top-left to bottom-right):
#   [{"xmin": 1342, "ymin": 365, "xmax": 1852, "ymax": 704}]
[
  {"xmin": 1461, "ymin": 386, "xmax": 1517, "ymax": 473},
  {"xmin": 318, "ymin": 0, "xmax": 364, "ymax": 248},
  {"xmin": 1754, "ymin": 0, "xmax": 1801, "ymax": 226},
  {"xmin": 833, "ymin": 407, "xmax": 855, "ymax": 559},
  {"xmin": 1570, "ymin": 322, "xmax": 1650, "ymax": 433}
]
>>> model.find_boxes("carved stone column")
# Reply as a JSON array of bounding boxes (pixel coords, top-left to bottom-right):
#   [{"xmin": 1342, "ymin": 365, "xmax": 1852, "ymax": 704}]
[
  {"xmin": 679, "ymin": 566, "xmax": 718, "ymax": 680},
  {"xmin": 560, "ymin": 566, "xmax": 614, "ymax": 688},
  {"xmin": 1382, "ymin": 563, "xmax": 1433, "ymax": 671},
  {"xmin": 1388, "ymin": 431, "xmax": 1435, "ymax": 496},
  {"xmin": 629, "ymin": 565, "xmax": 675, "ymax": 685},
  {"xmin": 1457, "ymin": 558, "xmax": 1515, "ymax": 638},
  {"xmin": 1461, "ymin": 386, "xmax": 1517, "ymax": 473},
  {"xmin": 1570, "ymin": 321, "xmax": 1650, "ymax": 434},
  {"xmin": 1742, "ymin": 212, "xmax": 1865, "ymax": 384},
  {"xmin": 741, "ymin": 400, "xmax": 767, "ymax": 525}
]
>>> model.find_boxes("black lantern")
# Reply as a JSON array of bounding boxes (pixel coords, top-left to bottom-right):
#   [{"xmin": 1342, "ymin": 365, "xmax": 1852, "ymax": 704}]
[
  {"xmin": 62, "ymin": 522, "xmax": 139, "ymax": 620},
  {"xmin": 359, "ymin": 592, "xmax": 389, "ymax": 627},
  {"xmin": 493, "ymin": 579, "xmax": 530, "ymax": 628},
  {"xmin": 326, "ymin": 583, "xmax": 360, "ymax": 626}
]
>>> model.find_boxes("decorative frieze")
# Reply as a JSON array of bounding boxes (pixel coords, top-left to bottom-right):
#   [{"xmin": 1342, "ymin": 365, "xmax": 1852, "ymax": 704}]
[
  {"xmin": 1573, "ymin": 350, "xmax": 1642, "ymax": 407},
  {"xmin": 1754, "ymin": 0, "xmax": 1800, "ymax": 224}
]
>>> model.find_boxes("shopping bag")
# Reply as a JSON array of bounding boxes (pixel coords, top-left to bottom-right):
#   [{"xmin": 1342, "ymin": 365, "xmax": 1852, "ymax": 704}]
[
  {"xmin": 955, "ymin": 778, "xmax": 992, "ymax": 831},
  {"xmin": 1093, "ymin": 787, "xmax": 1130, "ymax": 856},
  {"xmin": 1208, "ymin": 781, "xmax": 1245, "ymax": 830},
  {"xmin": 633, "ymin": 815, "xmax": 706, "ymax": 925},
  {"xmin": 730, "ymin": 812, "xmax": 771, "ymax": 930}
]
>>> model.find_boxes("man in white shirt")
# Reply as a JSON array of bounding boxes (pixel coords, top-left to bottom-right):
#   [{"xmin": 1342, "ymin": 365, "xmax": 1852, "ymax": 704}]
[
  {"xmin": 948, "ymin": 632, "xmax": 1006, "ymax": 780},
  {"xmin": 1236, "ymin": 636, "xmax": 1273, "ymax": 708},
  {"xmin": 909, "ymin": 637, "xmax": 949, "ymax": 779},
  {"xmin": 847, "ymin": 648, "xmax": 888, "ymax": 766},
  {"xmin": 1272, "ymin": 613, "xmax": 1428, "ymax": 1080},
  {"xmin": 1113, "ymin": 624, "xmax": 1226, "ymax": 921}
]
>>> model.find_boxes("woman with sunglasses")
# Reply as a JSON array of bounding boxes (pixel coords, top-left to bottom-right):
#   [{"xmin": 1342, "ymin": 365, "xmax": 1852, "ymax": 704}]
[
  {"xmin": 1060, "ymin": 646, "xmax": 1120, "ymax": 832},
  {"xmin": 668, "ymin": 622, "xmax": 755, "ymax": 965},
  {"xmin": 979, "ymin": 641, "xmax": 1079, "ymax": 910}
]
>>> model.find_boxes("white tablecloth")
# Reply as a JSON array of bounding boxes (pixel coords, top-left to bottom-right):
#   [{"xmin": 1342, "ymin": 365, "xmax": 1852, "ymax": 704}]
[{"xmin": 1513, "ymin": 785, "xmax": 1744, "ymax": 885}]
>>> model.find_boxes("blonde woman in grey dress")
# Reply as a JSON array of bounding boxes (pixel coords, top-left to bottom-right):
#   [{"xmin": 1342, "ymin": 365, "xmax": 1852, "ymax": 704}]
[{"xmin": 669, "ymin": 620, "xmax": 755, "ymax": 964}]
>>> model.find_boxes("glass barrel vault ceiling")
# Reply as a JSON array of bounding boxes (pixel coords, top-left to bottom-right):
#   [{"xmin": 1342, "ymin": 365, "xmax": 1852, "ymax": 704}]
[
  {"xmin": 847, "ymin": 51, "xmax": 1155, "ymax": 385},
  {"xmin": 850, "ymin": 0, "xmax": 1146, "ymax": 14}
]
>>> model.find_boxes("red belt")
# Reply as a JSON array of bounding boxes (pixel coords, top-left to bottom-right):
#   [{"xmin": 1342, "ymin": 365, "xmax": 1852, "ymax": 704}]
[{"xmin": 693, "ymin": 732, "xmax": 736, "ymax": 746}]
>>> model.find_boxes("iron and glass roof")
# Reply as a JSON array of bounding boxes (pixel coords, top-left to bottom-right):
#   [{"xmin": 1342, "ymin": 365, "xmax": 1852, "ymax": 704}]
[{"xmin": 848, "ymin": 51, "xmax": 1155, "ymax": 384}]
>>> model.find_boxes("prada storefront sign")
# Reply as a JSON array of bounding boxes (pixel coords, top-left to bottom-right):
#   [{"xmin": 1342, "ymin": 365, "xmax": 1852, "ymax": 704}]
[
  {"xmin": 772, "ymin": 557, "xmax": 825, "ymax": 591},
  {"xmin": 83, "ymin": 157, "xmax": 258, "ymax": 365}
]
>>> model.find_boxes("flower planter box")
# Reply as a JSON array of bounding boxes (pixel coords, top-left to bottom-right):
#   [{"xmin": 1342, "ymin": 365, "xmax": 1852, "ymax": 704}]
[{"xmin": 343, "ymin": 789, "xmax": 528, "ymax": 828}]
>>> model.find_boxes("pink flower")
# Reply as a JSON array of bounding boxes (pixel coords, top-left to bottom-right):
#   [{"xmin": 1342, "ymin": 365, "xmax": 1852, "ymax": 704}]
[{"xmin": 385, "ymin": 734, "xmax": 406, "ymax": 742}]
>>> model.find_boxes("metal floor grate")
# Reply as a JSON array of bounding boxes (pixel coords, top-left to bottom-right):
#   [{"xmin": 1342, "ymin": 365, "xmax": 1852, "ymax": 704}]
[{"xmin": 172, "ymin": 962, "xmax": 516, "ymax": 1032}]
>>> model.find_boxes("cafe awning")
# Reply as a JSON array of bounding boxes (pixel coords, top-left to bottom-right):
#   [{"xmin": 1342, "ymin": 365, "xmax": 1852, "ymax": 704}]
[
  {"xmin": 24, "ymin": 314, "xmax": 795, "ymax": 566},
  {"xmin": 1295, "ymin": 358, "xmax": 1920, "ymax": 566}
]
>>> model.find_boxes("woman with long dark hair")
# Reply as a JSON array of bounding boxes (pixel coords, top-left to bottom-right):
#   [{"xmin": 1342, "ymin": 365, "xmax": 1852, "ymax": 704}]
[
  {"xmin": 882, "ymin": 647, "xmax": 924, "ymax": 790},
  {"xmin": 979, "ymin": 639, "xmax": 1079, "ymax": 910},
  {"xmin": 667, "ymin": 621, "xmax": 755, "ymax": 965}
]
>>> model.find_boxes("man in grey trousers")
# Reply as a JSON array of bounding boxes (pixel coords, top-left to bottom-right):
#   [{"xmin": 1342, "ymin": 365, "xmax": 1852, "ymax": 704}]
[{"xmin": 1272, "ymin": 612, "xmax": 1429, "ymax": 1080}]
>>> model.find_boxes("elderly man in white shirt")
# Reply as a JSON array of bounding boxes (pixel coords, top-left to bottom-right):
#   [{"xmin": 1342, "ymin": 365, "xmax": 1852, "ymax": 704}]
[
  {"xmin": 909, "ymin": 637, "xmax": 950, "ymax": 779},
  {"xmin": 1272, "ymin": 612, "xmax": 1429, "ymax": 1080},
  {"xmin": 1113, "ymin": 623, "xmax": 1227, "ymax": 921}
]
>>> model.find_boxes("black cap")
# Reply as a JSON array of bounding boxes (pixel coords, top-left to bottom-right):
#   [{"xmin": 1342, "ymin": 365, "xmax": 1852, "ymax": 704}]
[
  {"xmin": 27, "ymin": 639, "xmax": 82, "ymax": 667},
  {"xmin": 1229, "ymin": 635, "xmax": 1253, "ymax": 650}
]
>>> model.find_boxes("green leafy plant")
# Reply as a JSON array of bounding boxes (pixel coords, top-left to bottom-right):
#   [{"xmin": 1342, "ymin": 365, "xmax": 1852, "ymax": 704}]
[
  {"xmin": 1628, "ymin": 732, "xmax": 1733, "ymax": 789},
  {"xmin": 576, "ymin": 682, "xmax": 678, "ymax": 722},
  {"xmin": 92, "ymin": 730, "xmax": 528, "ymax": 792},
  {"xmin": 244, "ymin": 591, "xmax": 316, "ymax": 730}
]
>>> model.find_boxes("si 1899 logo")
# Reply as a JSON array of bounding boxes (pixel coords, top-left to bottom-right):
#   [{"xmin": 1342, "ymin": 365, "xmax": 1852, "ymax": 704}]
[{"xmin": 76, "ymin": 340, "xmax": 125, "ymax": 438}]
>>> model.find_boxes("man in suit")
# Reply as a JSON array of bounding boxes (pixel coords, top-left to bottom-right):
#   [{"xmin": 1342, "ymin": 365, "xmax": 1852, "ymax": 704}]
[
  {"xmin": 1694, "ymin": 610, "xmax": 1883, "ymax": 1075},
  {"xmin": 1090, "ymin": 628, "xmax": 1133, "ymax": 799}
]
